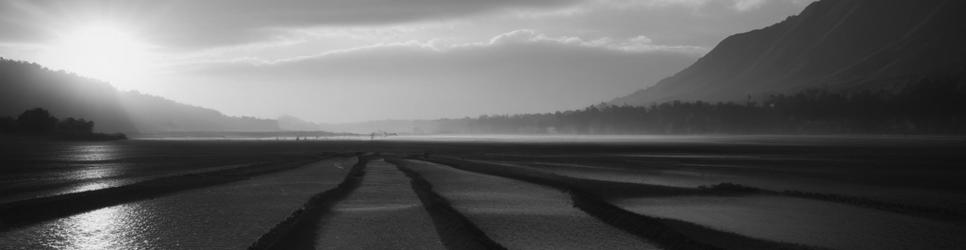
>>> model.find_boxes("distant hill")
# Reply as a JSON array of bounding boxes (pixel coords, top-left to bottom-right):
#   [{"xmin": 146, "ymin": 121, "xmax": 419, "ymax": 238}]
[
  {"xmin": 316, "ymin": 119, "xmax": 429, "ymax": 135},
  {"xmin": 277, "ymin": 115, "xmax": 325, "ymax": 131},
  {"xmin": 0, "ymin": 58, "xmax": 280, "ymax": 133},
  {"xmin": 612, "ymin": 0, "xmax": 966, "ymax": 106}
]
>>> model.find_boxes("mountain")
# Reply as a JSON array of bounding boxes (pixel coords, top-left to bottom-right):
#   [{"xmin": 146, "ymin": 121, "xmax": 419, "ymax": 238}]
[
  {"xmin": 118, "ymin": 91, "xmax": 279, "ymax": 133},
  {"xmin": 316, "ymin": 119, "xmax": 423, "ymax": 134},
  {"xmin": 612, "ymin": 0, "xmax": 966, "ymax": 106},
  {"xmin": 277, "ymin": 115, "xmax": 324, "ymax": 131},
  {"xmin": 0, "ymin": 58, "xmax": 280, "ymax": 133}
]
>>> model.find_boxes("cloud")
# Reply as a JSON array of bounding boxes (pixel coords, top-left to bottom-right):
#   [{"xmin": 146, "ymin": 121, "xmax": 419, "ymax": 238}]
[
  {"xmin": 613, "ymin": 0, "xmax": 778, "ymax": 11},
  {"xmin": 0, "ymin": 0, "xmax": 579, "ymax": 49},
  {"xmin": 508, "ymin": 0, "xmax": 816, "ymax": 49},
  {"xmin": 176, "ymin": 29, "xmax": 706, "ymax": 67},
  {"xmin": 482, "ymin": 29, "xmax": 705, "ymax": 53},
  {"xmin": 733, "ymin": 0, "xmax": 768, "ymax": 11},
  {"xmin": 517, "ymin": 0, "xmax": 810, "ymax": 17},
  {"xmin": 154, "ymin": 30, "xmax": 700, "ymax": 122},
  {"xmin": 0, "ymin": 0, "xmax": 815, "ymax": 51},
  {"xmin": 177, "ymin": 30, "xmax": 687, "ymax": 77}
]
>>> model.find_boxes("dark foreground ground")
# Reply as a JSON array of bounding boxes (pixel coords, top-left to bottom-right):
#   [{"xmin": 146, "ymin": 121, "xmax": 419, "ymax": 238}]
[{"xmin": 1, "ymin": 135, "xmax": 965, "ymax": 249}]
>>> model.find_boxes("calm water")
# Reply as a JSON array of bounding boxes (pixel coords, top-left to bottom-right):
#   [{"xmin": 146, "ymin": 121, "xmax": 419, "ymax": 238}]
[{"xmin": 613, "ymin": 195, "xmax": 966, "ymax": 250}]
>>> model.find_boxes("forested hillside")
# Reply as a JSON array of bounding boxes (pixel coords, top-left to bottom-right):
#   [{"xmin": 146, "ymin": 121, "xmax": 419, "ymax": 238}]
[
  {"xmin": 429, "ymin": 78, "xmax": 966, "ymax": 134},
  {"xmin": 613, "ymin": 0, "xmax": 966, "ymax": 106}
]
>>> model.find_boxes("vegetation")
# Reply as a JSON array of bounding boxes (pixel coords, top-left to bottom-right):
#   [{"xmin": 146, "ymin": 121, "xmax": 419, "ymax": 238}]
[
  {"xmin": 0, "ymin": 108, "xmax": 127, "ymax": 140},
  {"xmin": 431, "ymin": 78, "xmax": 966, "ymax": 134}
]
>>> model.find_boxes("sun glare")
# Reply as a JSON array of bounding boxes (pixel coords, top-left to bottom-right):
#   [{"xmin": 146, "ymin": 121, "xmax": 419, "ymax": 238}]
[{"xmin": 43, "ymin": 24, "xmax": 152, "ymax": 88}]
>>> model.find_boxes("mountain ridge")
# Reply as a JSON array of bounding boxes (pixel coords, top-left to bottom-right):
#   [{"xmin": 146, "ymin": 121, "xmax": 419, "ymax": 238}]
[
  {"xmin": 0, "ymin": 58, "xmax": 282, "ymax": 133},
  {"xmin": 612, "ymin": 0, "xmax": 966, "ymax": 106}
]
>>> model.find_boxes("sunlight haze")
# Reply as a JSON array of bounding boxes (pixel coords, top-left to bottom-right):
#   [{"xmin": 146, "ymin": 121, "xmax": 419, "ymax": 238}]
[{"xmin": 0, "ymin": 0, "xmax": 816, "ymax": 123}]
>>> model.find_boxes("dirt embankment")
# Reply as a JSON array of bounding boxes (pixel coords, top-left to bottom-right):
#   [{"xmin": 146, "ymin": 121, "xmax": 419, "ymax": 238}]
[
  {"xmin": 421, "ymin": 156, "xmax": 815, "ymax": 250},
  {"xmin": 388, "ymin": 158, "xmax": 506, "ymax": 250},
  {"xmin": 248, "ymin": 154, "xmax": 370, "ymax": 250},
  {"xmin": 0, "ymin": 154, "xmax": 331, "ymax": 232}
]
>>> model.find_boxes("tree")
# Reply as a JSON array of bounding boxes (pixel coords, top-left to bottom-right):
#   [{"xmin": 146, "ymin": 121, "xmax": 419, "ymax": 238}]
[
  {"xmin": 0, "ymin": 117, "xmax": 15, "ymax": 133},
  {"xmin": 431, "ymin": 77, "xmax": 966, "ymax": 134},
  {"xmin": 17, "ymin": 108, "xmax": 58, "ymax": 134},
  {"xmin": 57, "ymin": 117, "xmax": 94, "ymax": 134}
]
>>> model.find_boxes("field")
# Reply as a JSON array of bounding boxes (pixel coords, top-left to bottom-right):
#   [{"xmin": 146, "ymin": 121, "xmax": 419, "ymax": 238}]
[{"xmin": 1, "ymin": 135, "xmax": 965, "ymax": 249}]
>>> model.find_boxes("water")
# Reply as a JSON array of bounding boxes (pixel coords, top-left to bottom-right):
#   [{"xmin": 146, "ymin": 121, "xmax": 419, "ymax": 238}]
[
  {"xmin": 516, "ymin": 160, "xmax": 966, "ymax": 209},
  {"xmin": 0, "ymin": 140, "xmax": 328, "ymax": 202},
  {"xmin": 2, "ymin": 136, "xmax": 964, "ymax": 249},
  {"xmin": 0, "ymin": 158, "xmax": 353, "ymax": 249},
  {"xmin": 612, "ymin": 195, "xmax": 966, "ymax": 250},
  {"xmin": 404, "ymin": 160, "xmax": 658, "ymax": 250}
]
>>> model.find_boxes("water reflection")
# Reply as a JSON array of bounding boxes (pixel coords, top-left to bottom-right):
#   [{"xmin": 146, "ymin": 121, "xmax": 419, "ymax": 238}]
[
  {"xmin": 613, "ymin": 195, "xmax": 966, "ymax": 250},
  {"xmin": 63, "ymin": 182, "xmax": 114, "ymax": 194},
  {"xmin": 59, "ymin": 164, "xmax": 124, "ymax": 195},
  {"xmin": 63, "ymin": 143, "xmax": 123, "ymax": 162},
  {"xmin": 59, "ymin": 144, "xmax": 125, "ymax": 194},
  {"xmin": 62, "ymin": 205, "xmax": 128, "ymax": 249},
  {"xmin": 4, "ymin": 204, "xmax": 155, "ymax": 249}
]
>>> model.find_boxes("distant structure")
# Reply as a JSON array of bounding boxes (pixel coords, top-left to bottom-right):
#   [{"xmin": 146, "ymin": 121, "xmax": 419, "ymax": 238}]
[{"xmin": 368, "ymin": 131, "xmax": 398, "ymax": 141}]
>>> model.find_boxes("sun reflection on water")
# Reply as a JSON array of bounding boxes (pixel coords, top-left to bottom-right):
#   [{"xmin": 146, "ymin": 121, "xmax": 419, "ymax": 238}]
[
  {"xmin": 59, "ymin": 143, "xmax": 127, "ymax": 194},
  {"xmin": 46, "ymin": 204, "xmax": 150, "ymax": 250},
  {"xmin": 60, "ymin": 164, "xmax": 124, "ymax": 194},
  {"xmin": 63, "ymin": 143, "xmax": 124, "ymax": 162}
]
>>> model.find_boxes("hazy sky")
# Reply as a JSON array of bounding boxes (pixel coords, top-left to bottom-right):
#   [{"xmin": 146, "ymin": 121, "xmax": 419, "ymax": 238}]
[{"xmin": 0, "ymin": 0, "xmax": 815, "ymax": 123}]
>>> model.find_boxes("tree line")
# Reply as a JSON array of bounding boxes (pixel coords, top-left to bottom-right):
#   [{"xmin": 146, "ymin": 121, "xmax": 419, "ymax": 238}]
[
  {"xmin": 1, "ymin": 108, "xmax": 127, "ymax": 140},
  {"xmin": 429, "ymin": 78, "xmax": 966, "ymax": 134}
]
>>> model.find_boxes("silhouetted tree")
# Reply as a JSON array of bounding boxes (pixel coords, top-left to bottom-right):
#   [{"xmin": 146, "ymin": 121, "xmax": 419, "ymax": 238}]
[
  {"xmin": 57, "ymin": 117, "xmax": 94, "ymax": 135},
  {"xmin": 16, "ymin": 108, "xmax": 58, "ymax": 134},
  {"xmin": 2, "ymin": 107, "xmax": 126, "ymax": 140},
  {"xmin": 0, "ymin": 117, "xmax": 15, "ymax": 133}
]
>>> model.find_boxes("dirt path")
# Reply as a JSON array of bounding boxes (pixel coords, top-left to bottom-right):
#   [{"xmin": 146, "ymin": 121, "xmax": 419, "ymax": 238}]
[{"xmin": 314, "ymin": 159, "xmax": 445, "ymax": 250}]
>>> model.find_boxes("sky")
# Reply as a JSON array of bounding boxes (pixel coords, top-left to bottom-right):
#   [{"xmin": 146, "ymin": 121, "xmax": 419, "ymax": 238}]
[{"xmin": 0, "ymin": 0, "xmax": 816, "ymax": 123}]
